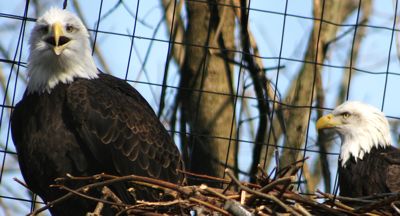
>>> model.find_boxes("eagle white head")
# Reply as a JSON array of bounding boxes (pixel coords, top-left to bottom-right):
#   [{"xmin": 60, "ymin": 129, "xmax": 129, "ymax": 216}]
[
  {"xmin": 316, "ymin": 101, "xmax": 392, "ymax": 167},
  {"xmin": 27, "ymin": 8, "xmax": 98, "ymax": 94}
]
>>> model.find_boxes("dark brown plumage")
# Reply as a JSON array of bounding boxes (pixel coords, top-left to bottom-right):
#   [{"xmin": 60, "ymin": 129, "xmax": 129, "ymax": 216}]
[
  {"xmin": 11, "ymin": 8, "xmax": 184, "ymax": 215},
  {"xmin": 11, "ymin": 8, "xmax": 183, "ymax": 216},
  {"xmin": 339, "ymin": 146, "xmax": 400, "ymax": 197},
  {"xmin": 12, "ymin": 73, "xmax": 184, "ymax": 215}
]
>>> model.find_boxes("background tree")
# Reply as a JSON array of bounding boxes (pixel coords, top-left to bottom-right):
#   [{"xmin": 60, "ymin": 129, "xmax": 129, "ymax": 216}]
[
  {"xmin": 0, "ymin": 0, "xmax": 398, "ymax": 215},
  {"xmin": 161, "ymin": 0, "xmax": 238, "ymax": 184}
]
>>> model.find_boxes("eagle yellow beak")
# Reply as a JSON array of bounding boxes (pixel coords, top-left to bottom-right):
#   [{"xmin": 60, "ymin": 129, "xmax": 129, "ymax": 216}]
[
  {"xmin": 52, "ymin": 22, "xmax": 69, "ymax": 55},
  {"xmin": 316, "ymin": 114, "xmax": 342, "ymax": 130}
]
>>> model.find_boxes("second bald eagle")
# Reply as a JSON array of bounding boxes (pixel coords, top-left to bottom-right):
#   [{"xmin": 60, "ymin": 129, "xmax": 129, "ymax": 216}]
[{"xmin": 317, "ymin": 101, "xmax": 400, "ymax": 197}]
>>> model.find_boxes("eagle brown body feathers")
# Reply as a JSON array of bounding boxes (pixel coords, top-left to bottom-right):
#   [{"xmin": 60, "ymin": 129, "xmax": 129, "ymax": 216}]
[
  {"xmin": 11, "ymin": 73, "xmax": 183, "ymax": 215},
  {"xmin": 339, "ymin": 146, "xmax": 400, "ymax": 197}
]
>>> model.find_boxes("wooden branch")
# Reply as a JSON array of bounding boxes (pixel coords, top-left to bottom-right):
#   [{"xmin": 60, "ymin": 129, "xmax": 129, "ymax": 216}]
[
  {"xmin": 226, "ymin": 169, "xmax": 302, "ymax": 216},
  {"xmin": 355, "ymin": 193, "xmax": 400, "ymax": 214},
  {"xmin": 25, "ymin": 161, "xmax": 397, "ymax": 215},
  {"xmin": 189, "ymin": 197, "xmax": 230, "ymax": 215},
  {"xmin": 239, "ymin": 0, "xmax": 270, "ymax": 183}
]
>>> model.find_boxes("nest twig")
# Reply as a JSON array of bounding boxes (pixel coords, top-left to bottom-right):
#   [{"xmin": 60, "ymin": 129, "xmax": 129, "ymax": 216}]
[{"xmin": 19, "ymin": 159, "xmax": 400, "ymax": 216}]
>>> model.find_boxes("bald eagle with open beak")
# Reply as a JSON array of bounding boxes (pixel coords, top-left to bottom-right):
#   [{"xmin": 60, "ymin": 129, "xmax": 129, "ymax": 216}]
[
  {"xmin": 316, "ymin": 101, "xmax": 400, "ymax": 197},
  {"xmin": 11, "ymin": 8, "xmax": 183, "ymax": 215}
]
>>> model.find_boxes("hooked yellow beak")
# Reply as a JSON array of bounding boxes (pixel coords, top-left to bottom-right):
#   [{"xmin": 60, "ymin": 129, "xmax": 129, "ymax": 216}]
[
  {"xmin": 51, "ymin": 22, "xmax": 69, "ymax": 55},
  {"xmin": 316, "ymin": 113, "xmax": 342, "ymax": 130}
]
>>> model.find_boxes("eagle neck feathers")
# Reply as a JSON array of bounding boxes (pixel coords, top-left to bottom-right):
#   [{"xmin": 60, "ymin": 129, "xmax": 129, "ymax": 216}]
[
  {"xmin": 26, "ymin": 48, "xmax": 98, "ymax": 94},
  {"xmin": 340, "ymin": 121, "xmax": 391, "ymax": 167}
]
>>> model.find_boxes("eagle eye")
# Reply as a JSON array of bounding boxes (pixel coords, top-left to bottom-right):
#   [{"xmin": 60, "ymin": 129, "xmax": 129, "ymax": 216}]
[
  {"xmin": 66, "ymin": 24, "xmax": 76, "ymax": 33},
  {"xmin": 341, "ymin": 112, "xmax": 351, "ymax": 119}
]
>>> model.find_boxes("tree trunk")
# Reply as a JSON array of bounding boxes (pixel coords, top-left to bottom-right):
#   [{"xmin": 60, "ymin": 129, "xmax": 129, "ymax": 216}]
[{"xmin": 181, "ymin": 0, "xmax": 237, "ymax": 185}]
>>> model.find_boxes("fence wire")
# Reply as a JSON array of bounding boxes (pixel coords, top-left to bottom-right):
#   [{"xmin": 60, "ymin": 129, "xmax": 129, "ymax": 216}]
[{"xmin": 0, "ymin": 0, "xmax": 399, "ymax": 215}]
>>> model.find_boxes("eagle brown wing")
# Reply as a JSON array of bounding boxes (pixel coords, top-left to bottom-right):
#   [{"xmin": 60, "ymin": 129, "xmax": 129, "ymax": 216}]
[
  {"xmin": 65, "ymin": 73, "xmax": 183, "ymax": 185},
  {"xmin": 382, "ymin": 148, "xmax": 400, "ymax": 192},
  {"xmin": 386, "ymin": 165, "xmax": 400, "ymax": 192}
]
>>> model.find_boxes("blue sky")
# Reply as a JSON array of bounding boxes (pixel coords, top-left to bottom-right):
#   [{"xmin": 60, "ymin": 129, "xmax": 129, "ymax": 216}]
[{"xmin": 0, "ymin": 0, "xmax": 400, "ymax": 215}]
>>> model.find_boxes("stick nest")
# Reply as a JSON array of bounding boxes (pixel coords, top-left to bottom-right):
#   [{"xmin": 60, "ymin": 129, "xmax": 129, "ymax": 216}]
[{"xmin": 24, "ymin": 159, "xmax": 400, "ymax": 216}]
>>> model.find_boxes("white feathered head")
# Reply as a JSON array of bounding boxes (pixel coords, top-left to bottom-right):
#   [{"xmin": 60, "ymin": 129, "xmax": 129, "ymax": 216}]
[
  {"xmin": 27, "ymin": 8, "xmax": 98, "ymax": 94},
  {"xmin": 316, "ymin": 101, "xmax": 392, "ymax": 167}
]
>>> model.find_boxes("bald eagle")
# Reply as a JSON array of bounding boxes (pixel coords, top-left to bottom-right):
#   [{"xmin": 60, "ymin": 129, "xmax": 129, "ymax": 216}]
[
  {"xmin": 11, "ymin": 8, "xmax": 183, "ymax": 215},
  {"xmin": 316, "ymin": 101, "xmax": 400, "ymax": 197}
]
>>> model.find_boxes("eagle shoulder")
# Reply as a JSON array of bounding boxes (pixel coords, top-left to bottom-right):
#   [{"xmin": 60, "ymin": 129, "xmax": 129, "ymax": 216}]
[{"xmin": 65, "ymin": 73, "xmax": 183, "ymax": 183}]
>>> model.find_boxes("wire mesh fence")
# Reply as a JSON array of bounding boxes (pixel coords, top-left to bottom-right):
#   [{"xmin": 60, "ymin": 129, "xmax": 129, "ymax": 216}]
[{"xmin": 0, "ymin": 0, "xmax": 400, "ymax": 215}]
